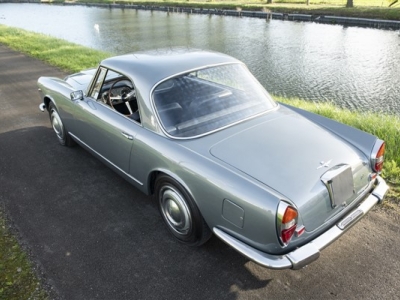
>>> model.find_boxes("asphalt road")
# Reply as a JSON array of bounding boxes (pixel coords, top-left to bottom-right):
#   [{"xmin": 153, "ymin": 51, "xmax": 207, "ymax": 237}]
[{"xmin": 1, "ymin": 44, "xmax": 400, "ymax": 300}]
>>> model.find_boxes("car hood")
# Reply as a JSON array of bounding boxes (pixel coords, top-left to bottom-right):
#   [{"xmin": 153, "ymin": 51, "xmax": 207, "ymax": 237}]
[
  {"xmin": 209, "ymin": 111, "xmax": 370, "ymax": 231},
  {"xmin": 64, "ymin": 68, "xmax": 96, "ymax": 91}
]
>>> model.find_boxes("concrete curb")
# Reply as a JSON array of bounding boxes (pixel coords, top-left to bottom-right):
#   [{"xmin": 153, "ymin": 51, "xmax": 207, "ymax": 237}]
[{"xmin": 1, "ymin": 1, "xmax": 400, "ymax": 30}]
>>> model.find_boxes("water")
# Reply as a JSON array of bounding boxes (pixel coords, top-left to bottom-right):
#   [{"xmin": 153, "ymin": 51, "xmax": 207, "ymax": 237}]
[{"xmin": 1, "ymin": 3, "xmax": 399, "ymax": 114}]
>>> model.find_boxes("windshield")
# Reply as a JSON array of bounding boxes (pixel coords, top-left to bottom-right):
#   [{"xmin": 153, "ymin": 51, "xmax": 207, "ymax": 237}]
[{"xmin": 153, "ymin": 63, "xmax": 277, "ymax": 138}]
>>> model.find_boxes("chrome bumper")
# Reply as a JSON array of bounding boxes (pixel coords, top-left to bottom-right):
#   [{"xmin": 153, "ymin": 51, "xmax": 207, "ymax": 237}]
[{"xmin": 213, "ymin": 176, "xmax": 388, "ymax": 270}]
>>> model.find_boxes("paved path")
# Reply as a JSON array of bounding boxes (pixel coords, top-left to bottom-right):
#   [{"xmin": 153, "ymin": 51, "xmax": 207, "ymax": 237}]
[{"xmin": 1, "ymin": 44, "xmax": 400, "ymax": 300}]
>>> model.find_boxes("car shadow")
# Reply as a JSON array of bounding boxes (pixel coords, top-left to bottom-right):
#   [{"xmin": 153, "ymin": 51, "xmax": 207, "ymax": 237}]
[{"xmin": 0, "ymin": 126, "xmax": 273, "ymax": 300}]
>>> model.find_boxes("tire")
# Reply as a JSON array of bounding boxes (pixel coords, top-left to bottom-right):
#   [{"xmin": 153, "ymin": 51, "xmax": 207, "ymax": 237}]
[
  {"xmin": 48, "ymin": 102, "xmax": 75, "ymax": 147},
  {"xmin": 155, "ymin": 175, "xmax": 212, "ymax": 246}
]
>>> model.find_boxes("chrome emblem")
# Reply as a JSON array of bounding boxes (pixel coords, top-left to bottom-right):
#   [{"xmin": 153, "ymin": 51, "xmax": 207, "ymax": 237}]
[{"xmin": 317, "ymin": 159, "xmax": 332, "ymax": 169}]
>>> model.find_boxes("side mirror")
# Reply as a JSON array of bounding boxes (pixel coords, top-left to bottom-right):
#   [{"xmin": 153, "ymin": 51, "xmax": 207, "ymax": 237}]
[{"xmin": 70, "ymin": 90, "xmax": 84, "ymax": 101}]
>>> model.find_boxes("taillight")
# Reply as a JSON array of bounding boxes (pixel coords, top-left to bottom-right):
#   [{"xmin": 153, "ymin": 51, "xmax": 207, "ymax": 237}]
[
  {"xmin": 371, "ymin": 140, "xmax": 385, "ymax": 173},
  {"xmin": 277, "ymin": 202, "xmax": 298, "ymax": 246}
]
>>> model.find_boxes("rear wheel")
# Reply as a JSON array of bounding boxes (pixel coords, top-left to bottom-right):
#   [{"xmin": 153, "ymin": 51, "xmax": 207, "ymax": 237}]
[
  {"xmin": 155, "ymin": 175, "xmax": 212, "ymax": 246},
  {"xmin": 48, "ymin": 102, "xmax": 75, "ymax": 147}
]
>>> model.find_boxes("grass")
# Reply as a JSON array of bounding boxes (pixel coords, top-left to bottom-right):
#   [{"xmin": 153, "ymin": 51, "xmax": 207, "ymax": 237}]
[
  {"xmin": 383, "ymin": 184, "xmax": 400, "ymax": 212},
  {"xmin": 0, "ymin": 25, "xmax": 109, "ymax": 73},
  {"xmin": 71, "ymin": 0, "xmax": 400, "ymax": 20},
  {"xmin": 0, "ymin": 209, "xmax": 48, "ymax": 300},
  {"xmin": 274, "ymin": 0, "xmax": 395, "ymax": 5},
  {"xmin": 0, "ymin": 24, "xmax": 399, "ymax": 297}
]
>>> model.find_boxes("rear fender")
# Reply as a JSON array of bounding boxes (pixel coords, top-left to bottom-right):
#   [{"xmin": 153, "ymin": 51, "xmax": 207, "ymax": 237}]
[{"xmin": 281, "ymin": 103, "xmax": 378, "ymax": 159}]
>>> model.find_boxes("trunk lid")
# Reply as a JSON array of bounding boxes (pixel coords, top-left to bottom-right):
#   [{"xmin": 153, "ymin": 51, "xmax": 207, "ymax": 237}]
[{"xmin": 209, "ymin": 110, "xmax": 371, "ymax": 232}]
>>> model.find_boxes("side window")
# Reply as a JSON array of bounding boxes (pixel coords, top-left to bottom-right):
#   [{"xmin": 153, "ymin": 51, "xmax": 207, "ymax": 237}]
[
  {"xmin": 90, "ymin": 67, "xmax": 107, "ymax": 99},
  {"xmin": 89, "ymin": 67, "xmax": 141, "ymax": 123}
]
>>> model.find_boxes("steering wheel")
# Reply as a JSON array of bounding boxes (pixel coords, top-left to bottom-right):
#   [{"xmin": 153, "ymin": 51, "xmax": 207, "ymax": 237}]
[{"xmin": 108, "ymin": 78, "xmax": 136, "ymax": 115}]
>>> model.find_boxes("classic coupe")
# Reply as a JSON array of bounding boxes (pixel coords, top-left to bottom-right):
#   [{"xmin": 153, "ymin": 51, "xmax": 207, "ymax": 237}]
[{"xmin": 38, "ymin": 49, "xmax": 388, "ymax": 270}]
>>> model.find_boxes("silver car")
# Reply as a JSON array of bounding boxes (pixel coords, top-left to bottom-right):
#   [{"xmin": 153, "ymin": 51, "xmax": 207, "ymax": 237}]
[{"xmin": 38, "ymin": 48, "xmax": 388, "ymax": 270}]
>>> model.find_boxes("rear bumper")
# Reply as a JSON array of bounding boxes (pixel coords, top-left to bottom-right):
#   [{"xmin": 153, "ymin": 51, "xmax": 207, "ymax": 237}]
[{"xmin": 213, "ymin": 176, "xmax": 388, "ymax": 270}]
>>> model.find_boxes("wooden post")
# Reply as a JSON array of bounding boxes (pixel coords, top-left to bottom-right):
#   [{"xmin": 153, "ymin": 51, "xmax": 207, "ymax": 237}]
[{"xmin": 346, "ymin": 0, "xmax": 354, "ymax": 7}]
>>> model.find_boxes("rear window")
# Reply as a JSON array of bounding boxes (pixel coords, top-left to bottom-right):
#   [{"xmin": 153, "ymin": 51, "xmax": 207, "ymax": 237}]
[{"xmin": 152, "ymin": 63, "xmax": 276, "ymax": 138}]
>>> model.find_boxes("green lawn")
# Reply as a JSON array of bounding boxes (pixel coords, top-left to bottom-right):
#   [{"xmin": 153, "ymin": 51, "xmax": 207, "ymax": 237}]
[{"xmin": 0, "ymin": 209, "xmax": 48, "ymax": 300}]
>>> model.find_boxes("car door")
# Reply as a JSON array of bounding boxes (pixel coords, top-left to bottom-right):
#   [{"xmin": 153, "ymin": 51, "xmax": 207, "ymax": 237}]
[
  {"xmin": 71, "ymin": 99, "xmax": 136, "ymax": 174},
  {"xmin": 68, "ymin": 67, "xmax": 138, "ymax": 175}
]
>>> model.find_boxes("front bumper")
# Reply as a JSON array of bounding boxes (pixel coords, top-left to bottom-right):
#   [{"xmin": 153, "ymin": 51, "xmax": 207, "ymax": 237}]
[
  {"xmin": 213, "ymin": 176, "xmax": 388, "ymax": 270},
  {"xmin": 39, "ymin": 103, "xmax": 46, "ymax": 112}
]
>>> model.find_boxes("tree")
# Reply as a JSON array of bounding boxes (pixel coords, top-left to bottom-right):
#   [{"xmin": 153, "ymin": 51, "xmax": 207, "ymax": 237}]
[
  {"xmin": 306, "ymin": 0, "xmax": 310, "ymax": 5},
  {"xmin": 267, "ymin": 0, "xmax": 273, "ymax": 3},
  {"xmin": 346, "ymin": 0, "xmax": 353, "ymax": 7}
]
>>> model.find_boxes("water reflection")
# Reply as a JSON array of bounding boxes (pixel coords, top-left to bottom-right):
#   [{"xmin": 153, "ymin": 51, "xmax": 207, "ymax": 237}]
[{"xmin": 1, "ymin": 3, "xmax": 399, "ymax": 114}]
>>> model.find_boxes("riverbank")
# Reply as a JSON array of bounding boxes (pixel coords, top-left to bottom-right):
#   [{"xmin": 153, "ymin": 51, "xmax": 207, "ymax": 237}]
[
  {"xmin": 1, "ymin": 0, "xmax": 400, "ymax": 25},
  {"xmin": 65, "ymin": 2, "xmax": 400, "ymax": 29}
]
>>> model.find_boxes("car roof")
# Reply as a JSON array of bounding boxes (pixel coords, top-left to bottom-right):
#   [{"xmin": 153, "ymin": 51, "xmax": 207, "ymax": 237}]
[
  {"xmin": 99, "ymin": 48, "xmax": 242, "ymax": 135},
  {"xmin": 101, "ymin": 48, "xmax": 241, "ymax": 93}
]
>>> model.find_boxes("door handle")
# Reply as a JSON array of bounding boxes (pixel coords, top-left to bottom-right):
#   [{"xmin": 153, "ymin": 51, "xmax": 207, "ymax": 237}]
[{"xmin": 121, "ymin": 132, "xmax": 133, "ymax": 140}]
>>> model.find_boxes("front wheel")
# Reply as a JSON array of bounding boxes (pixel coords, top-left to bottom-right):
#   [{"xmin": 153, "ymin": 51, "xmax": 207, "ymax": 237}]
[
  {"xmin": 48, "ymin": 102, "xmax": 75, "ymax": 147},
  {"xmin": 155, "ymin": 175, "xmax": 212, "ymax": 246}
]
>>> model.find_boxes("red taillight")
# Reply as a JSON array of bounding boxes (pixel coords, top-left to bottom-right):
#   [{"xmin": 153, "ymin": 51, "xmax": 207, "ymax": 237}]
[
  {"xmin": 281, "ymin": 227, "xmax": 297, "ymax": 244},
  {"xmin": 277, "ymin": 203, "xmax": 298, "ymax": 246},
  {"xmin": 371, "ymin": 141, "xmax": 385, "ymax": 173}
]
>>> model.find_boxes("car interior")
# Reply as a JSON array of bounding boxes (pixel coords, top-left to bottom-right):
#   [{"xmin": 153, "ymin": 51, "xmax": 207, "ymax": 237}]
[
  {"xmin": 153, "ymin": 74, "xmax": 264, "ymax": 137},
  {"xmin": 92, "ymin": 69, "xmax": 141, "ymax": 123}
]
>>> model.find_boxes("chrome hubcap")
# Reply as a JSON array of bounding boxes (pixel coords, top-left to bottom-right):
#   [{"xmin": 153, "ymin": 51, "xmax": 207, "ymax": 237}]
[
  {"xmin": 51, "ymin": 110, "xmax": 64, "ymax": 141},
  {"xmin": 160, "ymin": 186, "xmax": 191, "ymax": 235}
]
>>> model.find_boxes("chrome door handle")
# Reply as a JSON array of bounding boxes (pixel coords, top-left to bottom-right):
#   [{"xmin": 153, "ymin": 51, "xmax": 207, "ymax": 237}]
[{"xmin": 121, "ymin": 132, "xmax": 133, "ymax": 140}]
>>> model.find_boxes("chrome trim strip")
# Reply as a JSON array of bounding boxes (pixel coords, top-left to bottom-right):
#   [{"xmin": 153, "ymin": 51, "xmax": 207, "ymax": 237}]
[
  {"xmin": 337, "ymin": 209, "xmax": 363, "ymax": 229},
  {"xmin": 165, "ymin": 106, "xmax": 279, "ymax": 140},
  {"xmin": 86, "ymin": 66, "xmax": 105, "ymax": 97},
  {"xmin": 213, "ymin": 176, "xmax": 387, "ymax": 270},
  {"xmin": 370, "ymin": 139, "xmax": 385, "ymax": 173},
  {"xmin": 69, "ymin": 133, "xmax": 143, "ymax": 186},
  {"xmin": 276, "ymin": 201, "xmax": 296, "ymax": 247}
]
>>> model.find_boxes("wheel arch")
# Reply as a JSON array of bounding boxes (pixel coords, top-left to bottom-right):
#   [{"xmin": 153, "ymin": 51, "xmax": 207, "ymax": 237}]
[
  {"xmin": 151, "ymin": 169, "xmax": 213, "ymax": 245},
  {"xmin": 148, "ymin": 169, "xmax": 196, "ymax": 201},
  {"xmin": 43, "ymin": 95, "xmax": 55, "ymax": 112}
]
